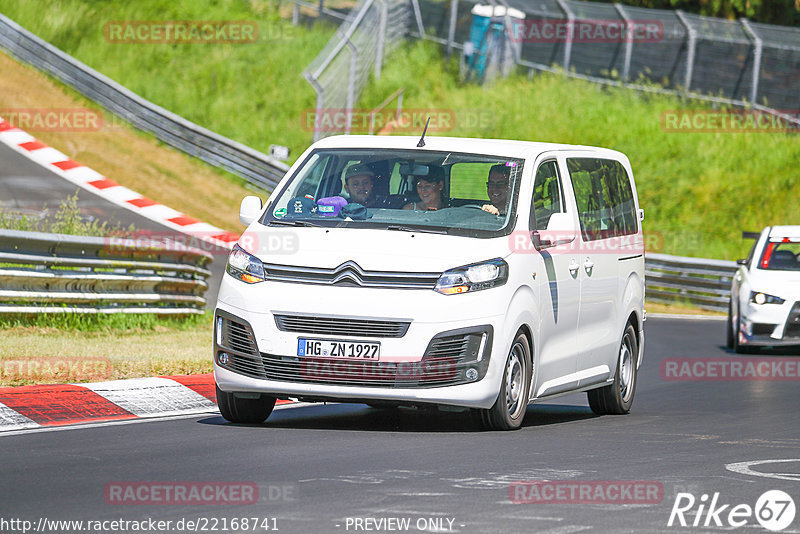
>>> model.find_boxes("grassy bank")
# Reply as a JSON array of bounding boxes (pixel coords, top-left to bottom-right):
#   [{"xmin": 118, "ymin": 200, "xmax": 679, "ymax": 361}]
[
  {"xmin": 0, "ymin": 313, "xmax": 212, "ymax": 386},
  {"xmin": 0, "ymin": 0, "xmax": 334, "ymax": 163}
]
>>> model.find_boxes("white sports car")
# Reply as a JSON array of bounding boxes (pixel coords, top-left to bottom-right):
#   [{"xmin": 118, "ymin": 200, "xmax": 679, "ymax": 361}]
[{"xmin": 727, "ymin": 226, "xmax": 800, "ymax": 353}]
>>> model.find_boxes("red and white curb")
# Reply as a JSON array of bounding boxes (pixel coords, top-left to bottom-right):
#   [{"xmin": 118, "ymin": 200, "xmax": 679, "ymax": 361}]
[
  {"xmin": 0, "ymin": 373, "xmax": 293, "ymax": 432},
  {"xmin": 0, "ymin": 116, "xmax": 240, "ymax": 249}
]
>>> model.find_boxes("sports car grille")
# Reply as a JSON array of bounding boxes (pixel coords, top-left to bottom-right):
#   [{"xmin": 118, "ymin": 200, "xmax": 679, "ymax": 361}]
[
  {"xmin": 785, "ymin": 302, "xmax": 800, "ymax": 338},
  {"xmin": 261, "ymin": 261, "xmax": 440, "ymax": 290},
  {"xmin": 274, "ymin": 314, "xmax": 410, "ymax": 338}
]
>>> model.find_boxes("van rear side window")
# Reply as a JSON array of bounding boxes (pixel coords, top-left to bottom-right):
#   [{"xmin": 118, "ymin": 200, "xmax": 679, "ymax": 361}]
[{"xmin": 567, "ymin": 158, "xmax": 638, "ymax": 241}]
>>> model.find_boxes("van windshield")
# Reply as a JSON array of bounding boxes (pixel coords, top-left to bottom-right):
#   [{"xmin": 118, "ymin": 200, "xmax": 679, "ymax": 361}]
[{"xmin": 263, "ymin": 149, "xmax": 524, "ymax": 237}]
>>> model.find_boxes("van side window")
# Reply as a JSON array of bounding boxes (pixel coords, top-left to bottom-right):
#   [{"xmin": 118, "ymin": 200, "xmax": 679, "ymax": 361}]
[
  {"xmin": 530, "ymin": 160, "xmax": 564, "ymax": 230},
  {"xmin": 567, "ymin": 158, "xmax": 638, "ymax": 241}
]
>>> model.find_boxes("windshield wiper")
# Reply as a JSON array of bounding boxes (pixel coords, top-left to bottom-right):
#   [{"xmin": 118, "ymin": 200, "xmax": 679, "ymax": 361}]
[
  {"xmin": 268, "ymin": 219, "xmax": 321, "ymax": 227},
  {"xmin": 386, "ymin": 225, "xmax": 448, "ymax": 234}
]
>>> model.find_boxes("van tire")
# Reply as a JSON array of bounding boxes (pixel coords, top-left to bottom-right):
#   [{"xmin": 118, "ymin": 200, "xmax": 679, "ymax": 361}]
[
  {"xmin": 588, "ymin": 324, "xmax": 638, "ymax": 415},
  {"xmin": 216, "ymin": 385, "xmax": 276, "ymax": 424},
  {"xmin": 476, "ymin": 332, "xmax": 531, "ymax": 431}
]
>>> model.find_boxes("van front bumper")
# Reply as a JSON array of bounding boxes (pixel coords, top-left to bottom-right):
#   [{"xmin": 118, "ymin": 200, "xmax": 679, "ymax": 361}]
[{"xmin": 213, "ymin": 280, "xmax": 512, "ymax": 409}]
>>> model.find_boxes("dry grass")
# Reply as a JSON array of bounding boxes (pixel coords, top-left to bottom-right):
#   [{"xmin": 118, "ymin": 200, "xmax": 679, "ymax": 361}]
[
  {"xmin": 0, "ymin": 322, "xmax": 212, "ymax": 386},
  {"xmin": 0, "ymin": 51, "xmax": 260, "ymax": 233},
  {"xmin": 645, "ymin": 300, "xmax": 725, "ymax": 316}
]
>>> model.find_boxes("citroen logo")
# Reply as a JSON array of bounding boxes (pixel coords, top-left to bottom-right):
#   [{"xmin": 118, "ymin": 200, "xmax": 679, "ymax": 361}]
[{"xmin": 331, "ymin": 261, "xmax": 366, "ymax": 286}]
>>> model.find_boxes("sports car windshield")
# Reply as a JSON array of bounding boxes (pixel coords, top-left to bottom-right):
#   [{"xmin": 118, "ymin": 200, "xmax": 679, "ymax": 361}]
[
  {"xmin": 262, "ymin": 149, "xmax": 524, "ymax": 237},
  {"xmin": 759, "ymin": 241, "xmax": 800, "ymax": 271}
]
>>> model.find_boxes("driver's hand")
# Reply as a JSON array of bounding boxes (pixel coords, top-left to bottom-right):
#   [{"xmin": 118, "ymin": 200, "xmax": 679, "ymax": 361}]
[{"xmin": 481, "ymin": 204, "xmax": 499, "ymax": 215}]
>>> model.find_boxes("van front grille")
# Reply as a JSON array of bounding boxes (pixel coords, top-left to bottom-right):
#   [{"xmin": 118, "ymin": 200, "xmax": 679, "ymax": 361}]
[
  {"xmin": 261, "ymin": 260, "xmax": 440, "ymax": 290},
  {"xmin": 274, "ymin": 314, "xmax": 410, "ymax": 338},
  {"xmin": 259, "ymin": 355, "xmax": 469, "ymax": 388}
]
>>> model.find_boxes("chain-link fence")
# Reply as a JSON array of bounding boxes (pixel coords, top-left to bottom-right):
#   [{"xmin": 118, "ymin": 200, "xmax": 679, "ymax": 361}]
[
  {"xmin": 302, "ymin": 0, "xmax": 411, "ymax": 141},
  {"xmin": 414, "ymin": 0, "xmax": 800, "ymax": 119},
  {"xmin": 296, "ymin": 0, "xmax": 800, "ymax": 138}
]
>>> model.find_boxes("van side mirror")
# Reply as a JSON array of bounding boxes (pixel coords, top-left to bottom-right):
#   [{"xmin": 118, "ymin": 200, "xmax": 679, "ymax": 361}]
[
  {"xmin": 239, "ymin": 196, "xmax": 263, "ymax": 226},
  {"xmin": 736, "ymin": 259, "xmax": 748, "ymax": 266},
  {"xmin": 532, "ymin": 213, "xmax": 577, "ymax": 250}
]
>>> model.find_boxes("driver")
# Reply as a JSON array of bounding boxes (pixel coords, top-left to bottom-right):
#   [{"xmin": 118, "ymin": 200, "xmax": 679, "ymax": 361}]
[
  {"xmin": 481, "ymin": 164, "xmax": 511, "ymax": 216},
  {"xmin": 343, "ymin": 164, "xmax": 384, "ymax": 207}
]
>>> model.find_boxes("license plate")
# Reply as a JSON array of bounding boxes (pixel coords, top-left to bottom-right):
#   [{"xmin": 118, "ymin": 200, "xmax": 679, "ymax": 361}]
[{"xmin": 297, "ymin": 338, "xmax": 380, "ymax": 360}]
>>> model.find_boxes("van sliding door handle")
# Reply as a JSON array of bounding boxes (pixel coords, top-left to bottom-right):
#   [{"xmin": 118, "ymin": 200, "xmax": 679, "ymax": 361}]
[{"xmin": 568, "ymin": 260, "xmax": 579, "ymax": 276}]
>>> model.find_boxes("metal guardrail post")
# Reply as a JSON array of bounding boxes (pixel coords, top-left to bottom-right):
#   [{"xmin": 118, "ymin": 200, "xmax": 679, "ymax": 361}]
[
  {"xmin": 410, "ymin": 0, "xmax": 426, "ymax": 37},
  {"xmin": 293, "ymin": 2, "xmax": 300, "ymax": 24},
  {"xmin": 375, "ymin": 0, "xmax": 388, "ymax": 79},
  {"xmin": 555, "ymin": 0, "xmax": 575, "ymax": 71},
  {"xmin": 615, "ymin": 3, "xmax": 633, "ymax": 81},
  {"xmin": 675, "ymin": 10, "xmax": 696, "ymax": 93},
  {"xmin": 367, "ymin": 87, "xmax": 405, "ymax": 134},
  {"xmin": 740, "ymin": 18, "xmax": 763, "ymax": 104},
  {"xmin": 308, "ymin": 79, "xmax": 326, "ymax": 142},
  {"xmin": 345, "ymin": 39, "xmax": 358, "ymax": 135},
  {"xmin": 447, "ymin": 0, "xmax": 459, "ymax": 59}
]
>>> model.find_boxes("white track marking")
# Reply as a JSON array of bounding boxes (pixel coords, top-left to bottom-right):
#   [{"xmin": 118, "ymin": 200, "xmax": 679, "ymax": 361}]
[
  {"xmin": 726, "ymin": 459, "xmax": 800, "ymax": 481},
  {"xmin": 0, "ymin": 401, "xmax": 310, "ymax": 437},
  {"xmin": 82, "ymin": 377, "xmax": 216, "ymax": 417},
  {"xmin": 0, "ymin": 402, "xmax": 39, "ymax": 431}
]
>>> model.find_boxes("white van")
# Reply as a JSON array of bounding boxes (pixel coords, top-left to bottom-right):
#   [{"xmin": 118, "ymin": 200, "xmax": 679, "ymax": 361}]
[{"xmin": 214, "ymin": 135, "xmax": 645, "ymax": 430}]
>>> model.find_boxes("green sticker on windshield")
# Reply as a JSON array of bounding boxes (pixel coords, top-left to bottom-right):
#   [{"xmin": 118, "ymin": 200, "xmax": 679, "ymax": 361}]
[{"xmin": 274, "ymin": 207, "xmax": 287, "ymax": 218}]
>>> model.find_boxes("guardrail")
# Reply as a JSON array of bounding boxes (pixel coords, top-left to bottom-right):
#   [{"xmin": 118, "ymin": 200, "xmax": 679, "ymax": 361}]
[
  {"xmin": 0, "ymin": 230, "xmax": 212, "ymax": 315},
  {"xmin": 0, "ymin": 14, "xmax": 289, "ymax": 191},
  {"xmin": 645, "ymin": 252, "xmax": 737, "ymax": 312}
]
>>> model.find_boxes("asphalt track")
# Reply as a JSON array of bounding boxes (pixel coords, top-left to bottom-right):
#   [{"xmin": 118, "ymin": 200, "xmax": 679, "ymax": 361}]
[
  {"xmin": 0, "ymin": 142, "xmax": 226, "ymax": 307},
  {"xmin": 1, "ymin": 317, "xmax": 799, "ymax": 533}
]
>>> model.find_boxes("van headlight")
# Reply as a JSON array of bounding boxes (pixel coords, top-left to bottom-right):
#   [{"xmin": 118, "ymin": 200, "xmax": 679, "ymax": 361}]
[
  {"xmin": 435, "ymin": 259, "xmax": 508, "ymax": 295},
  {"xmin": 226, "ymin": 244, "xmax": 266, "ymax": 284}
]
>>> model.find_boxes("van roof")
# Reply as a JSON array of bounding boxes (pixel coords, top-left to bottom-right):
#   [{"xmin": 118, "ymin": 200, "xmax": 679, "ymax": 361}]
[{"xmin": 312, "ymin": 135, "xmax": 629, "ymax": 161}]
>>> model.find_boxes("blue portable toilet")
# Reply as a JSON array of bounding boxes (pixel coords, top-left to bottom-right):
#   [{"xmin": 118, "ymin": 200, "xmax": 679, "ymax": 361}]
[{"xmin": 465, "ymin": 4, "xmax": 525, "ymax": 81}]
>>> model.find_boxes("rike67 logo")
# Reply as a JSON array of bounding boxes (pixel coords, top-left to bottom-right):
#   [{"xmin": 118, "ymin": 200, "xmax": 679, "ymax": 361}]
[{"xmin": 668, "ymin": 490, "xmax": 796, "ymax": 531}]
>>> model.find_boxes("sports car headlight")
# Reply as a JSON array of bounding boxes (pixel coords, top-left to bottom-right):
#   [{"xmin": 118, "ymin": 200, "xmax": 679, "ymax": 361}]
[
  {"xmin": 226, "ymin": 244, "xmax": 265, "ymax": 284},
  {"xmin": 435, "ymin": 259, "xmax": 508, "ymax": 295},
  {"xmin": 750, "ymin": 291, "xmax": 785, "ymax": 305}
]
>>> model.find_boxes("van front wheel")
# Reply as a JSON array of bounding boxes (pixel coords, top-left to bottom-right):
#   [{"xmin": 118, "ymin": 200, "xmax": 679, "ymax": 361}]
[
  {"xmin": 477, "ymin": 332, "xmax": 531, "ymax": 431},
  {"xmin": 588, "ymin": 324, "xmax": 638, "ymax": 415},
  {"xmin": 216, "ymin": 385, "xmax": 276, "ymax": 424}
]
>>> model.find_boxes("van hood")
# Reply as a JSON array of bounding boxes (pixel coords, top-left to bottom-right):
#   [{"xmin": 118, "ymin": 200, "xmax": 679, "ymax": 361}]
[{"xmin": 238, "ymin": 225, "xmax": 513, "ymax": 273}]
